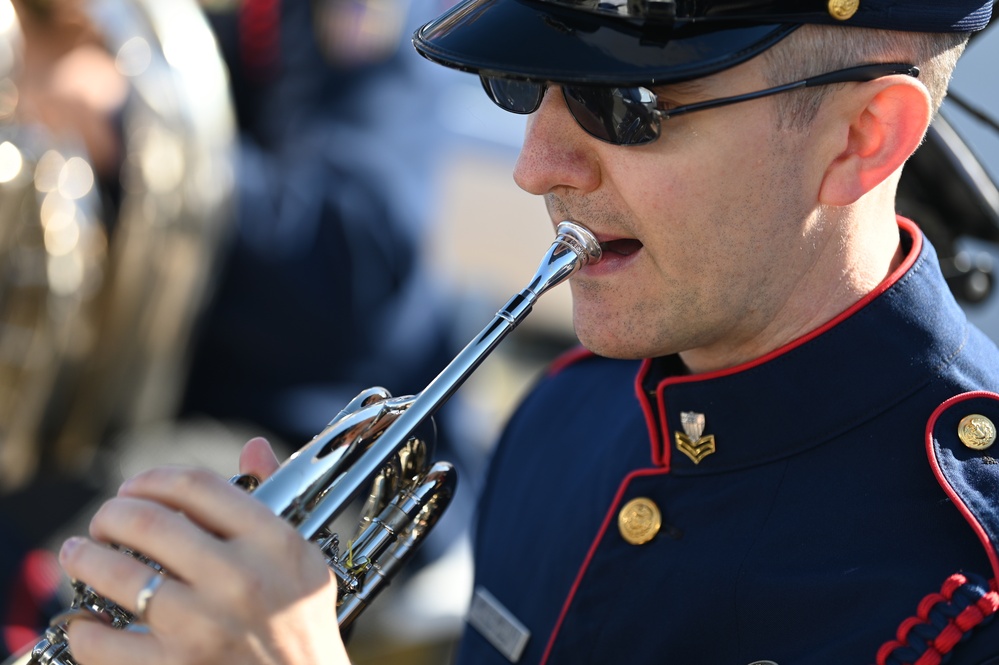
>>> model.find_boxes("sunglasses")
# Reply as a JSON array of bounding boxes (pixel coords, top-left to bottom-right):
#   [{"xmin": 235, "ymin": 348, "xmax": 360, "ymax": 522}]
[{"xmin": 480, "ymin": 63, "xmax": 920, "ymax": 146}]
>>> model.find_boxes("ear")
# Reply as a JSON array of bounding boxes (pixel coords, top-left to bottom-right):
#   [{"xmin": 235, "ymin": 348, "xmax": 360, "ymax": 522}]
[{"xmin": 818, "ymin": 76, "xmax": 932, "ymax": 206}]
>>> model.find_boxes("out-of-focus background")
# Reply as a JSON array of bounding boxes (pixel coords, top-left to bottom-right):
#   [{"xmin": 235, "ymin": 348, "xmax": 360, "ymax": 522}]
[{"xmin": 0, "ymin": 1, "xmax": 995, "ymax": 663}]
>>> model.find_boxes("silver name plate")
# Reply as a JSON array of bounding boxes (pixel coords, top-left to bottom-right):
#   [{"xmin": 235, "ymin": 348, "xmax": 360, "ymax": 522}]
[{"xmin": 467, "ymin": 586, "xmax": 531, "ymax": 663}]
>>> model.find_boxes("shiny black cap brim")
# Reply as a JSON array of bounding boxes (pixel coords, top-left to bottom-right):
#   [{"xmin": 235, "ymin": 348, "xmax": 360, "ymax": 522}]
[{"xmin": 413, "ymin": 0, "xmax": 799, "ymax": 85}]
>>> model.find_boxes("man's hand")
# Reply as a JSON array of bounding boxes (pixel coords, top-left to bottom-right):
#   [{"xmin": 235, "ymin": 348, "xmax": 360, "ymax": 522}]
[{"xmin": 58, "ymin": 438, "xmax": 351, "ymax": 665}]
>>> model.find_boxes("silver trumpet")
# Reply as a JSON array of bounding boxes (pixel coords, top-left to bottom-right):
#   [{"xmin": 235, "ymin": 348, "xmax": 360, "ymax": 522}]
[{"xmin": 15, "ymin": 221, "xmax": 602, "ymax": 665}]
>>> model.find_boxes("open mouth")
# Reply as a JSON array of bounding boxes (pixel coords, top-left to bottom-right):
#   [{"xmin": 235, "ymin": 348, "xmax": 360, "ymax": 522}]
[{"xmin": 599, "ymin": 238, "xmax": 643, "ymax": 256}]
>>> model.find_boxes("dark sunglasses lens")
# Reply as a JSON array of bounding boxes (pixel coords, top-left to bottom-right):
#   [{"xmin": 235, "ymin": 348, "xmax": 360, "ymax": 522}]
[
  {"xmin": 481, "ymin": 77, "xmax": 544, "ymax": 114},
  {"xmin": 563, "ymin": 86, "xmax": 660, "ymax": 146}
]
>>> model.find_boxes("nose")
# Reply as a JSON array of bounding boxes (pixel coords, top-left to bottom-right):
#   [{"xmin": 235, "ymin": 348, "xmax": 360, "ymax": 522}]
[{"xmin": 512, "ymin": 87, "xmax": 602, "ymax": 196}]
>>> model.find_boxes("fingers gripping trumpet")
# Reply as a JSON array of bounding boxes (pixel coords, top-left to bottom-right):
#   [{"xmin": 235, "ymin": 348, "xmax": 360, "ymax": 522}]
[{"xmin": 16, "ymin": 222, "xmax": 602, "ymax": 665}]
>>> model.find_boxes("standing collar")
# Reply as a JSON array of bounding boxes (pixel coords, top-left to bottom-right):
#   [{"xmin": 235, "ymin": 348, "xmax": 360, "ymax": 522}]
[{"xmin": 638, "ymin": 217, "xmax": 969, "ymax": 473}]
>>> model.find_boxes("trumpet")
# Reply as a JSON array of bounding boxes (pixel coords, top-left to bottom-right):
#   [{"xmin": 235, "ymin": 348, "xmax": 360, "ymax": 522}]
[{"xmin": 17, "ymin": 221, "xmax": 602, "ymax": 665}]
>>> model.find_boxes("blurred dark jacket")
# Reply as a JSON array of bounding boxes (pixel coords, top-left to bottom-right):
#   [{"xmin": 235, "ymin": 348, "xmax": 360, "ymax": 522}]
[{"xmin": 181, "ymin": 0, "xmax": 458, "ymax": 444}]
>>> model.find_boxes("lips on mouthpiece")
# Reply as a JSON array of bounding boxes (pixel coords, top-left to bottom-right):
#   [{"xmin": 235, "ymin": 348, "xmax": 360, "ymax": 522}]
[{"xmin": 600, "ymin": 238, "xmax": 643, "ymax": 256}]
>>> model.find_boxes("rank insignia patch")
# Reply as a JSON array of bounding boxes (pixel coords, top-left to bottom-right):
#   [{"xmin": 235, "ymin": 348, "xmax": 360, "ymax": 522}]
[{"xmin": 675, "ymin": 411, "xmax": 716, "ymax": 464}]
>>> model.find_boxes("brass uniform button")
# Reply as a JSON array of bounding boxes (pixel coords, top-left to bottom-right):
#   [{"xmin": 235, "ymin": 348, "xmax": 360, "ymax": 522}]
[
  {"xmin": 958, "ymin": 414, "xmax": 997, "ymax": 451},
  {"xmin": 618, "ymin": 497, "xmax": 662, "ymax": 545},
  {"xmin": 827, "ymin": 0, "xmax": 859, "ymax": 20}
]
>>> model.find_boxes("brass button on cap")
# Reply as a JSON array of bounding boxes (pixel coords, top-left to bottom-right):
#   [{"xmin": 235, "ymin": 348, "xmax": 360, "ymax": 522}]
[
  {"xmin": 958, "ymin": 414, "xmax": 997, "ymax": 450},
  {"xmin": 827, "ymin": 0, "xmax": 859, "ymax": 20},
  {"xmin": 618, "ymin": 497, "xmax": 661, "ymax": 545}
]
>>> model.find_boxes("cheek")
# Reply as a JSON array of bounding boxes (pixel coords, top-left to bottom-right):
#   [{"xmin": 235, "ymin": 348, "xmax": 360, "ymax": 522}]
[
  {"xmin": 637, "ymin": 155, "xmax": 806, "ymax": 306},
  {"xmin": 624, "ymin": 131, "xmax": 766, "ymax": 222}
]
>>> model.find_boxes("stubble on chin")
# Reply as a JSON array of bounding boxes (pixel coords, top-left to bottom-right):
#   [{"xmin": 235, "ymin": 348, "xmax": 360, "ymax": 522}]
[{"xmin": 569, "ymin": 279, "xmax": 653, "ymax": 360}]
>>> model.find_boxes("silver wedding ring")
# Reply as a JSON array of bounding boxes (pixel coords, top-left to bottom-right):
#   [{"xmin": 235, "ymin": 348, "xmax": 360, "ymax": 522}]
[{"xmin": 135, "ymin": 573, "xmax": 165, "ymax": 623}]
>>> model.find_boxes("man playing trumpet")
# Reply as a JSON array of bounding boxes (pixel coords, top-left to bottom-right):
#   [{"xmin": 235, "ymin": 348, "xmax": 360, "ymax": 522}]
[{"xmin": 53, "ymin": 0, "xmax": 999, "ymax": 663}]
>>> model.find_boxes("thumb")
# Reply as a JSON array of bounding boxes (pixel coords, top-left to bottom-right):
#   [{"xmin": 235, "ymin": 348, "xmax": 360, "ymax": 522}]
[{"xmin": 238, "ymin": 436, "xmax": 281, "ymax": 481}]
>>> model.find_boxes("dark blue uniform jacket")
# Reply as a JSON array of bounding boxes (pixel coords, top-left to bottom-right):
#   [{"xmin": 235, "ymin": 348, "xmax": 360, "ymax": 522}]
[{"xmin": 457, "ymin": 218, "xmax": 999, "ymax": 665}]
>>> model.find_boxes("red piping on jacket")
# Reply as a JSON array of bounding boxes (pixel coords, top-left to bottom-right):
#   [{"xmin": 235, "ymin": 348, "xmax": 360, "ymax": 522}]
[{"xmin": 545, "ymin": 346, "xmax": 595, "ymax": 378}]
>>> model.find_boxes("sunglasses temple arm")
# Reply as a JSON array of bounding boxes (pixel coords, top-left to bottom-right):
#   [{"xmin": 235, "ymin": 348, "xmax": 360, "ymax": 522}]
[
  {"xmin": 802, "ymin": 63, "xmax": 920, "ymax": 87},
  {"xmin": 660, "ymin": 63, "xmax": 919, "ymax": 120},
  {"xmin": 659, "ymin": 80, "xmax": 810, "ymax": 119}
]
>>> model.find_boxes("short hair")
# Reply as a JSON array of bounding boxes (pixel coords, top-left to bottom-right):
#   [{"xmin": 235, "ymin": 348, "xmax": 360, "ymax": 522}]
[{"xmin": 761, "ymin": 24, "xmax": 969, "ymax": 130}]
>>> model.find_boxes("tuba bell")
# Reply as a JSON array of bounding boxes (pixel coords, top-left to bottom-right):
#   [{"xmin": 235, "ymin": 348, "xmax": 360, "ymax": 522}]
[{"xmin": 0, "ymin": 0, "xmax": 236, "ymax": 491}]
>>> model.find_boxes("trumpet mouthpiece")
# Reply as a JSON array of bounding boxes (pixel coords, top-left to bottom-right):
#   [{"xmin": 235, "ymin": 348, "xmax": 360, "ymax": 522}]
[{"xmin": 556, "ymin": 221, "xmax": 602, "ymax": 266}]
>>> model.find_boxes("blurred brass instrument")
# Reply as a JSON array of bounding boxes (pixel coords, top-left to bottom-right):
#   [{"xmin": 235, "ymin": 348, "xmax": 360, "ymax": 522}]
[
  {"xmin": 0, "ymin": 0, "xmax": 235, "ymax": 490},
  {"xmin": 16, "ymin": 221, "xmax": 601, "ymax": 665}
]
